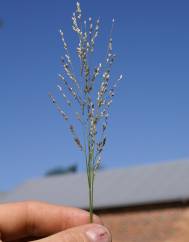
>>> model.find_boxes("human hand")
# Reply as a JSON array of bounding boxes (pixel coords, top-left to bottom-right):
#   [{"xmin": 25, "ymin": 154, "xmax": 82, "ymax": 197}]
[{"xmin": 0, "ymin": 201, "xmax": 111, "ymax": 242}]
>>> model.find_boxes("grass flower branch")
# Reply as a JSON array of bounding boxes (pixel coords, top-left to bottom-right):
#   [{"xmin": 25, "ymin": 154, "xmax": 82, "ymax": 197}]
[{"xmin": 49, "ymin": 2, "xmax": 122, "ymax": 223}]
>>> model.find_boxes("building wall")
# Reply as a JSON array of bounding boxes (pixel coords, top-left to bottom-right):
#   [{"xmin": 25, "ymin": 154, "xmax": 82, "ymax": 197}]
[{"xmin": 98, "ymin": 206, "xmax": 189, "ymax": 242}]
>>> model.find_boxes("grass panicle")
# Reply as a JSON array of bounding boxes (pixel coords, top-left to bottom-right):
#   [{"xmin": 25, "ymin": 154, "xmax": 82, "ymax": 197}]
[{"xmin": 49, "ymin": 1, "xmax": 122, "ymax": 223}]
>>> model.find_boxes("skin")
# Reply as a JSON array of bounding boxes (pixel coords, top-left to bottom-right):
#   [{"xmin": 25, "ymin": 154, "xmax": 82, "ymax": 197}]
[{"xmin": 0, "ymin": 201, "xmax": 102, "ymax": 242}]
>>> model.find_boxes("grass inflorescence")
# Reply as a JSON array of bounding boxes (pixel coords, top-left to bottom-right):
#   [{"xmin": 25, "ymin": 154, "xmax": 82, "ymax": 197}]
[{"xmin": 49, "ymin": 2, "xmax": 122, "ymax": 223}]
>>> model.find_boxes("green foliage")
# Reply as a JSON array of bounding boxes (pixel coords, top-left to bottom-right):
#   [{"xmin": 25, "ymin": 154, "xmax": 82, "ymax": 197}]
[{"xmin": 45, "ymin": 164, "xmax": 78, "ymax": 176}]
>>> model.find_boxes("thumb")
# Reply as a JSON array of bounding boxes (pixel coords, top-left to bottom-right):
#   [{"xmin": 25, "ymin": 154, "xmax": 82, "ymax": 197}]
[{"xmin": 36, "ymin": 224, "xmax": 111, "ymax": 242}]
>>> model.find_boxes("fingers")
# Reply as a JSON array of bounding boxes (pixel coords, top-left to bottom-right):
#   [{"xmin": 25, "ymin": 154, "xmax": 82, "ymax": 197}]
[
  {"xmin": 0, "ymin": 201, "xmax": 102, "ymax": 241},
  {"xmin": 35, "ymin": 224, "xmax": 111, "ymax": 242}
]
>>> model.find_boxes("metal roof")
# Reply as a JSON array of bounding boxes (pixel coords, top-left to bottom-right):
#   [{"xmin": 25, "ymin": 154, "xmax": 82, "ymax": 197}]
[
  {"xmin": 0, "ymin": 192, "xmax": 8, "ymax": 199},
  {"xmin": 1, "ymin": 159, "xmax": 189, "ymax": 209}
]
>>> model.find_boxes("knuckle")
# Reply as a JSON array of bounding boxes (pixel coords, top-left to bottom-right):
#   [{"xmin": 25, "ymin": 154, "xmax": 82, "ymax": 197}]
[{"xmin": 23, "ymin": 201, "xmax": 41, "ymax": 236}]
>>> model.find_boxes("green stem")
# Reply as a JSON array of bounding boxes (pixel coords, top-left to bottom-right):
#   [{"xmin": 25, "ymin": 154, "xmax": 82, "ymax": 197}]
[
  {"xmin": 88, "ymin": 147, "xmax": 95, "ymax": 223},
  {"xmin": 89, "ymin": 179, "xmax": 94, "ymax": 223}
]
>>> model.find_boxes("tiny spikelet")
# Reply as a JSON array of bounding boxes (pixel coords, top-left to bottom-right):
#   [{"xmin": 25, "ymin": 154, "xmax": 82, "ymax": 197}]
[
  {"xmin": 97, "ymin": 137, "xmax": 106, "ymax": 154},
  {"xmin": 102, "ymin": 74, "xmax": 123, "ymax": 110},
  {"xmin": 97, "ymin": 80, "xmax": 108, "ymax": 107},
  {"xmin": 69, "ymin": 124, "xmax": 75, "ymax": 136},
  {"xmin": 91, "ymin": 62, "xmax": 102, "ymax": 84},
  {"xmin": 57, "ymin": 85, "xmax": 72, "ymax": 106},
  {"xmin": 58, "ymin": 74, "xmax": 83, "ymax": 106},
  {"xmin": 90, "ymin": 19, "xmax": 100, "ymax": 52},
  {"xmin": 63, "ymin": 63, "xmax": 81, "ymax": 93},
  {"xmin": 102, "ymin": 123, "xmax": 107, "ymax": 132},
  {"xmin": 49, "ymin": 93, "xmax": 69, "ymax": 121},
  {"xmin": 60, "ymin": 30, "xmax": 68, "ymax": 50},
  {"xmin": 75, "ymin": 112, "xmax": 82, "ymax": 123},
  {"xmin": 69, "ymin": 124, "xmax": 83, "ymax": 150},
  {"xmin": 101, "ymin": 109, "xmax": 109, "ymax": 118},
  {"xmin": 106, "ymin": 99, "xmax": 112, "ymax": 107},
  {"xmin": 74, "ymin": 138, "xmax": 83, "ymax": 150},
  {"xmin": 109, "ymin": 74, "xmax": 123, "ymax": 97},
  {"xmin": 76, "ymin": 2, "xmax": 81, "ymax": 19},
  {"xmin": 72, "ymin": 12, "xmax": 82, "ymax": 36},
  {"xmin": 65, "ymin": 54, "xmax": 71, "ymax": 64},
  {"xmin": 94, "ymin": 155, "xmax": 101, "ymax": 173}
]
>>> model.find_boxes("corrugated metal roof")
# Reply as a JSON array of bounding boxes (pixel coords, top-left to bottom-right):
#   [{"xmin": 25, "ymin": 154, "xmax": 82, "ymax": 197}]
[{"xmin": 1, "ymin": 159, "xmax": 189, "ymax": 209}]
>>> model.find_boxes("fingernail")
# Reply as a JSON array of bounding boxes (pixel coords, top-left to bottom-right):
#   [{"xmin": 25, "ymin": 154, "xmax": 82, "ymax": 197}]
[{"xmin": 86, "ymin": 225, "xmax": 111, "ymax": 242}]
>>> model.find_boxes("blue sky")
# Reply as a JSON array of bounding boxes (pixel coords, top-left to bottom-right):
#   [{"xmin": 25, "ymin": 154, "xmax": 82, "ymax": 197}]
[{"xmin": 0, "ymin": 0, "xmax": 189, "ymax": 191}]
